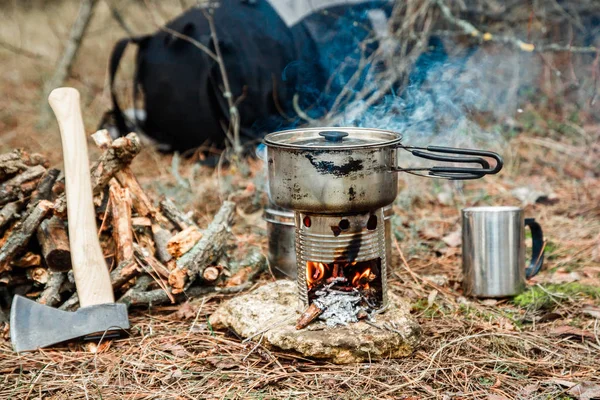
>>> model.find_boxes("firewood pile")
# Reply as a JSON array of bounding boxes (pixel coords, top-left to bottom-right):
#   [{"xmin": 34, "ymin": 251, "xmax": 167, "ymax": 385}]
[{"xmin": 0, "ymin": 130, "xmax": 265, "ymax": 312}]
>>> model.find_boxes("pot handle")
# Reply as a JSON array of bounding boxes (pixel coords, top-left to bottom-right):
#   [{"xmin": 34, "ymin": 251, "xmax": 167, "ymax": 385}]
[{"xmin": 393, "ymin": 145, "xmax": 504, "ymax": 180}]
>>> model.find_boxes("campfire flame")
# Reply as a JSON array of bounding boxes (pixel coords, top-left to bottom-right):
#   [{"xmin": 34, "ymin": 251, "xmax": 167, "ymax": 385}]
[
  {"xmin": 306, "ymin": 262, "xmax": 327, "ymax": 285},
  {"xmin": 306, "ymin": 260, "xmax": 376, "ymax": 291},
  {"xmin": 351, "ymin": 267, "xmax": 372, "ymax": 289}
]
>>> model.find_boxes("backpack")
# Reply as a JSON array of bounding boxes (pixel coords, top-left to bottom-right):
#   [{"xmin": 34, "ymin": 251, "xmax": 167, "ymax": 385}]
[{"xmin": 106, "ymin": 0, "xmax": 393, "ymax": 152}]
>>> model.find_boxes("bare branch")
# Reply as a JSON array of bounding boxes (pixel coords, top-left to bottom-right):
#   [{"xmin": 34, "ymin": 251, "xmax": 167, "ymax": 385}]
[{"xmin": 433, "ymin": 0, "xmax": 599, "ymax": 54}]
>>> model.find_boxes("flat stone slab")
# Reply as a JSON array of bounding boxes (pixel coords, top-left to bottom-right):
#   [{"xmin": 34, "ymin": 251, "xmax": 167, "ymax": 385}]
[{"xmin": 209, "ymin": 280, "xmax": 421, "ymax": 364}]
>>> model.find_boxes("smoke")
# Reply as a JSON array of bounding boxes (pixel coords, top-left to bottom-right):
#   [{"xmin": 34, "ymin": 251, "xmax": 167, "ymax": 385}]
[{"xmin": 327, "ymin": 42, "xmax": 543, "ymax": 150}]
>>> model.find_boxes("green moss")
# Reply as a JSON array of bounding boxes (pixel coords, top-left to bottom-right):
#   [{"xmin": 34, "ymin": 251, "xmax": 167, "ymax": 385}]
[
  {"xmin": 411, "ymin": 298, "xmax": 446, "ymax": 318},
  {"xmin": 477, "ymin": 376, "xmax": 495, "ymax": 387},
  {"xmin": 513, "ymin": 283, "xmax": 600, "ymax": 310},
  {"xmin": 543, "ymin": 240, "xmax": 559, "ymax": 260}
]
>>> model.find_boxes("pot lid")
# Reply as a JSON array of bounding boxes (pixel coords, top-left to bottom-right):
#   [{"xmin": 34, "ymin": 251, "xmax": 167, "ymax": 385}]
[{"xmin": 264, "ymin": 127, "xmax": 402, "ymax": 150}]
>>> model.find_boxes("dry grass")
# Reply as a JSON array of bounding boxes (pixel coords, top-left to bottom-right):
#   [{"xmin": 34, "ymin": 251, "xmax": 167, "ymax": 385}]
[
  {"xmin": 1, "ymin": 1, "xmax": 600, "ymax": 399},
  {"xmin": 1, "ymin": 128, "xmax": 599, "ymax": 399}
]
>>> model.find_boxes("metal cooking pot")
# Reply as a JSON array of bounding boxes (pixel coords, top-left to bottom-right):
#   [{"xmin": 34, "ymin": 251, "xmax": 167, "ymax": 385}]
[{"xmin": 264, "ymin": 127, "xmax": 503, "ymax": 214}]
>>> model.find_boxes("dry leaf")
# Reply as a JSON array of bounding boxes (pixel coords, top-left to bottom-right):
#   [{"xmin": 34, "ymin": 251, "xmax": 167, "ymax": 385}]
[
  {"xmin": 518, "ymin": 382, "xmax": 539, "ymax": 397},
  {"xmin": 422, "ymin": 274, "xmax": 449, "ymax": 287},
  {"xmin": 549, "ymin": 270, "xmax": 582, "ymax": 284},
  {"xmin": 568, "ymin": 382, "xmax": 600, "ymax": 400},
  {"xmin": 427, "ymin": 289, "xmax": 438, "ymax": 308},
  {"xmin": 174, "ymin": 301, "xmax": 197, "ymax": 320},
  {"xmin": 86, "ymin": 340, "xmax": 112, "ymax": 354},
  {"xmin": 582, "ymin": 305, "xmax": 600, "ymax": 319},
  {"xmin": 487, "ymin": 394, "xmax": 510, "ymax": 400},
  {"xmin": 210, "ymin": 358, "xmax": 239, "ymax": 369},
  {"xmin": 548, "ymin": 325, "xmax": 596, "ymax": 340},
  {"xmin": 438, "ymin": 247, "xmax": 460, "ymax": 257},
  {"xmin": 442, "ymin": 229, "xmax": 461, "ymax": 248},
  {"xmin": 419, "ymin": 227, "xmax": 443, "ymax": 240},
  {"xmin": 163, "ymin": 343, "xmax": 190, "ymax": 358},
  {"xmin": 545, "ymin": 378, "xmax": 577, "ymax": 388},
  {"xmin": 226, "ymin": 266, "xmax": 253, "ymax": 287},
  {"xmin": 481, "ymin": 299, "xmax": 498, "ymax": 306},
  {"xmin": 164, "ymin": 367, "xmax": 183, "ymax": 382}
]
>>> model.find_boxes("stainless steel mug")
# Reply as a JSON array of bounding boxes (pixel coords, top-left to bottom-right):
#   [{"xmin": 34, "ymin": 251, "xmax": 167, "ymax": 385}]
[{"xmin": 462, "ymin": 206, "xmax": 544, "ymax": 298}]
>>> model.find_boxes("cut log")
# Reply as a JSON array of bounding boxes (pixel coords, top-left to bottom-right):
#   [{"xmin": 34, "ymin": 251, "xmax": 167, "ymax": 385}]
[
  {"xmin": 58, "ymin": 259, "xmax": 140, "ymax": 310},
  {"xmin": 132, "ymin": 217, "xmax": 152, "ymax": 227},
  {"xmin": 91, "ymin": 129, "xmax": 112, "ymax": 150},
  {"xmin": 152, "ymin": 224, "xmax": 172, "ymax": 263},
  {"xmin": 54, "ymin": 133, "xmax": 141, "ymax": 216},
  {"xmin": 118, "ymin": 280, "xmax": 253, "ymax": 308},
  {"xmin": 37, "ymin": 271, "xmax": 66, "ymax": 307},
  {"xmin": 36, "ymin": 216, "xmax": 72, "ymax": 272},
  {"xmin": 28, "ymin": 168, "xmax": 60, "ymax": 207},
  {"xmin": 296, "ymin": 303, "xmax": 324, "ymax": 330},
  {"xmin": 0, "ymin": 165, "xmax": 46, "ymax": 206},
  {"xmin": 225, "ymin": 248, "xmax": 267, "ymax": 287},
  {"xmin": 166, "ymin": 226, "xmax": 203, "ymax": 259},
  {"xmin": 26, "ymin": 267, "xmax": 49, "ymax": 285},
  {"xmin": 0, "ymin": 201, "xmax": 23, "ymax": 231},
  {"xmin": 11, "ymin": 252, "xmax": 42, "ymax": 268},
  {"xmin": 0, "ymin": 200, "xmax": 53, "ymax": 272},
  {"xmin": 22, "ymin": 152, "xmax": 49, "ymax": 168},
  {"xmin": 0, "ymin": 149, "xmax": 28, "ymax": 181},
  {"xmin": 0, "ymin": 271, "xmax": 30, "ymax": 287},
  {"xmin": 116, "ymin": 169, "xmax": 156, "ymax": 218},
  {"xmin": 109, "ymin": 181, "xmax": 133, "ymax": 264},
  {"xmin": 160, "ymin": 198, "xmax": 195, "ymax": 230},
  {"xmin": 92, "ymin": 129, "xmax": 158, "ymax": 219},
  {"xmin": 111, "ymin": 259, "xmax": 141, "ymax": 289},
  {"xmin": 117, "ymin": 274, "xmax": 154, "ymax": 306},
  {"xmin": 170, "ymin": 201, "xmax": 235, "ymax": 291},
  {"xmin": 135, "ymin": 227, "xmax": 156, "ymax": 257},
  {"xmin": 202, "ymin": 266, "xmax": 221, "ymax": 283},
  {"xmin": 168, "ymin": 268, "xmax": 187, "ymax": 292},
  {"xmin": 133, "ymin": 243, "xmax": 170, "ymax": 279}
]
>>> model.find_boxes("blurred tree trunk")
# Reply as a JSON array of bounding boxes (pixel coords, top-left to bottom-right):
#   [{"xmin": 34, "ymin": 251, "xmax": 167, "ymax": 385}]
[{"xmin": 38, "ymin": 0, "xmax": 98, "ymax": 127}]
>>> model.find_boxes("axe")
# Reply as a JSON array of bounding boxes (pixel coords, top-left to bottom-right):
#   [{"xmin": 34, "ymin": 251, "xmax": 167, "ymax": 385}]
[{"xmin": 10, "ymin": 88, "xmax": 129, "ymax": 352}]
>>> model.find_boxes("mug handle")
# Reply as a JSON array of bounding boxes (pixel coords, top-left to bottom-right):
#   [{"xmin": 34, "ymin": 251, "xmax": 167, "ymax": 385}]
[{"xmin": 524, "ymin": 218, "xmax": 544, "ymax": 279}]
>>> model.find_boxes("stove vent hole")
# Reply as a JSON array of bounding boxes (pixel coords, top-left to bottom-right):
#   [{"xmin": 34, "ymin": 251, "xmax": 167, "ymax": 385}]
[{"xmin": 367, "ymin": 215, "xmax": 378, "ymax": 230}]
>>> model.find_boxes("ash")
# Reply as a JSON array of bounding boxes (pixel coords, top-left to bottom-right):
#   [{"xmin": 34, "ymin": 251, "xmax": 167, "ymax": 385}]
[{"xmin": 313, "ymin": 278, "xmax": 371, "ymax": 327}]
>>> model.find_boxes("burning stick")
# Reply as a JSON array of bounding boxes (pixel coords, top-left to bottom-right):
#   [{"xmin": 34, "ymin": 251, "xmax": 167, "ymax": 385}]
[{"xmin": 296, "ymin": 303, "xmax": 324, "ymax": 330}]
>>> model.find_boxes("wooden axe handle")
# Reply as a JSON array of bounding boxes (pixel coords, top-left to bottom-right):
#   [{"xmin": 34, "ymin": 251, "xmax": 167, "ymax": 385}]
[{"xmin": 48, "ymin": 88, "xmax": 114, "ymax": 307}]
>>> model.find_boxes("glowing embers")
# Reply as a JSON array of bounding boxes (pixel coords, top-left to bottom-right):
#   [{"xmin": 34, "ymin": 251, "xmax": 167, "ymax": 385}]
[{"xmin": 305, "ymin": 258, "xmax": 383, "ymax": 309}]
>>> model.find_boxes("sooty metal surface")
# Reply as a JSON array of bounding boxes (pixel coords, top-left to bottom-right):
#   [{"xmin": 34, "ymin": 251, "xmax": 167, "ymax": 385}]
[{"xmin": 295, "ymin": 208, "xmax": 388, "ymax": 309}]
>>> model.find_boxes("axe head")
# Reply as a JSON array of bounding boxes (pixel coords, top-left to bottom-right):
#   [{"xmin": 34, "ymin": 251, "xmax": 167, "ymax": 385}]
[{"xmin": 10, "ymin": 295, "xmax": 130, "ymax": 353}]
